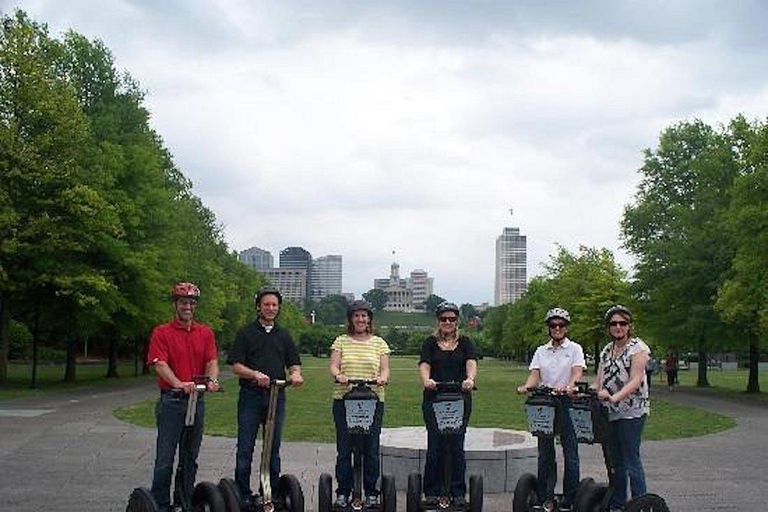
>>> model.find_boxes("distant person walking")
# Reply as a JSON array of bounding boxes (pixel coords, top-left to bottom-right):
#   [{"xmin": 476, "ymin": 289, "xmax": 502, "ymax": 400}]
[
  {"xmin": 517, "ymin": 307, "xmax": 585, "ymax": 512},
  {"xmin": 645, "ymin": 356, "xmax": 659, "ymax": 389},
  {"xmin": 594, "ymin": 305, "xmax": 650, "ymax": 512},
  {"xmin": 146, "ymin": 282, "xmax": 221, "ymax": 511},
  {"xmin": 329, "ymin": 300, "xmax": 391, "ymax": 508},
  {"xmin": 665, "ymin": 350, "xmax": 678, "ymax": 391}
]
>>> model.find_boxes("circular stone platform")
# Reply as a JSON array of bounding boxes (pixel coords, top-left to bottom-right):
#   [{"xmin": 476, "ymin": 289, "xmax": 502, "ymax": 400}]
[{"xmin": 380, "ymin": 427, "xmax": 538, "ymax": 493}]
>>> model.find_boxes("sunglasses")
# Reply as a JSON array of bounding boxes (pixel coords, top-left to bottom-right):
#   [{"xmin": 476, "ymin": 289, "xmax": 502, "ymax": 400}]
[
  {"xmin": 548, "ymin": 322, "xmax": 567, "ymax": 329},
  {"xmin": 439, "ymin": 316, "xmax": 458, "ymax": 323},
  {"xmin": 609, "ymin": 321, "xmax": 630, "ymax": 327}
]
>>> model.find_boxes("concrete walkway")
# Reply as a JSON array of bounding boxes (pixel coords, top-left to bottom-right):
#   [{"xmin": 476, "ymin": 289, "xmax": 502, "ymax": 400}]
[{"xmin": 0, "ymin": 379, "xmax": 765, "ymax": 512}]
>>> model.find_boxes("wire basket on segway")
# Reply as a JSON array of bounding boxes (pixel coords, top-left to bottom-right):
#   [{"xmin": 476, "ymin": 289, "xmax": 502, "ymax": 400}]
[
  {"xmin": 407, "ymin": 382, "xmax": 482, "ymax": 512},
  {"xmin": 318, "ymin": 380, "xmax": 396, "ymax": 512}
]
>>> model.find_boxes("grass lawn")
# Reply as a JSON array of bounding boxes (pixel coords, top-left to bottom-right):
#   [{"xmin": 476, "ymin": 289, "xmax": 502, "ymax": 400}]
[
  {"xmin": 113, "ymin": 356, "xmax": 735, "ymax": 442},
  {"xmin": 668, "ymin": 367, "xmax": 768, "ymax": 398},
  {"xmin": 375, "ymin": 311, "xmax": 434, "ymax": 327},
  {"xmin": 0, "ymin": 361, "xmax": 153, "ymax": 401}
]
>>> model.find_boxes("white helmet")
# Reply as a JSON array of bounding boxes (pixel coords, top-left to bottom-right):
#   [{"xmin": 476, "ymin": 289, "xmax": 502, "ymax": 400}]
[{"xmin": 544, "ymin": 307, "xmax": 571, "ymax": 324}]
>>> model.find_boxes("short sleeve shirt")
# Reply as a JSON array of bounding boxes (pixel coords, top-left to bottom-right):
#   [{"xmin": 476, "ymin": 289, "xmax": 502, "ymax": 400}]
[
  {"xmin": 227, "ymin": 321, "xmax": 301, "ymax": 387},
  {"xmin": 419, "ymin": 335, "xmax": 477, "ymax": 401},
  {"xmin": 331, "ymin": 334, "xmax": 391, "ymax": 400},
  {"xmin": 599, "ymin": 337, "xmax": 651, "ymax": 421},
  {"xmin": 529, "ymin": 338, "xmax": 586, "ymax": 388},
  {"xmin": 147, "ymin": 319, "xmax": 218, "ymax": 390}
]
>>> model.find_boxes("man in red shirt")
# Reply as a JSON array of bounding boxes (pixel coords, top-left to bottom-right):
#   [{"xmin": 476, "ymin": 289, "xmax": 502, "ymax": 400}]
[{"xmin": 147, "ymin": 282, "xmax": 220, "ymax": 511}]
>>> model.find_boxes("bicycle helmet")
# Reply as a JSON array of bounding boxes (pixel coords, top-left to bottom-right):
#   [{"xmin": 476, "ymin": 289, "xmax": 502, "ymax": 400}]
[
  {"xmin": 255, "ymin": 286, "xmax": 283, "ymax": 305},
  {"xmin": 544, "ymin": 307, "xmax": 570, "ymax": 324},
  {"xmin": 347, "ymin": 300, "xmax": 373, "ymax": 319},
  {"xmin": 171, "ymin": 282, "xmax": 200, "ymax": 301},
  {"xmin": 604, "ymin": 304, "xmax": 632, "ymax": 324},
  {"xmin": 435, "ymin": 301, "xmax": 460, "ymax": 317}
]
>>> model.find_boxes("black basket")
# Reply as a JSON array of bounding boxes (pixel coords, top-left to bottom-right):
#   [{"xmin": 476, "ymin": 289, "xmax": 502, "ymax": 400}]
[
  {"xmin": 433, "ymin": 392, "xmax": 466, "ymax": 435},
  {"xmin": 525, "ymin": 394, "xmax": 557, "ymax": 437}
]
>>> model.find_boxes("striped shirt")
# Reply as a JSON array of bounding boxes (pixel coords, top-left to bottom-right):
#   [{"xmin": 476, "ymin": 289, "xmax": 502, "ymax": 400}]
[{"xmin": 331, "ymin": 334, "xmax": 391, "ymax": 400}]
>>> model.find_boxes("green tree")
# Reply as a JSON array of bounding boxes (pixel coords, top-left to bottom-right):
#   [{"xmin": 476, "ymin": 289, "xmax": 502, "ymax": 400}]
[
  {"xmin": 424, "ymin": 294, "xmax": 446, "ymax": 315},
  {"xmin": 622, "ymin": 120, "xmax": 739, "ymax": 387},
  {"xmin": 314, "ymin": 294, "xmax": 349, "ymax": 326},
  {"xmin": 362, "ymin": 288, "xmax": 388, "ymax": 312}
]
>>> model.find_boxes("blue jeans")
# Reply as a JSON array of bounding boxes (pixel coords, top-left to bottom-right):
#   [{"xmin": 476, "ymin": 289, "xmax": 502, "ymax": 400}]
[
  {"xmin": 333, "ymin": 399, "xmax": 384, "ymax": 497},
  {"xmin": 608, "ymin": 415, "xmax": 647, "ymax": 508},
  {"xmin": 537, "ymin": 396, "xmax": 579, "ymax": 507},
  {"xmin": 422, "ymin": 397, "xmax": 471, "ymax": 498},
  {"xmin": 151, "ymin": 392, "xmax": 205, "ymax": 509},
  {"xmin": 235, "ymin": 386, "xmax": 286, "ymax": 498}
]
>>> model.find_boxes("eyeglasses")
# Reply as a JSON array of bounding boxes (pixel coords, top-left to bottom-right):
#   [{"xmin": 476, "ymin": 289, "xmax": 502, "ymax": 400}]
[
  {"xmin": 609, "ymin": 321, "xmax": 629, "ymax": 327},
  {"xmin": 439, "ymin": 316, "xmax": 458, "ymax": 323},
  {"xmin": 177, "ymin": 298, "xmax": 198, "ymax": 306},
  {"xmin": 548, "ymin": 322, "xmax": 567, "ymax": 329}
]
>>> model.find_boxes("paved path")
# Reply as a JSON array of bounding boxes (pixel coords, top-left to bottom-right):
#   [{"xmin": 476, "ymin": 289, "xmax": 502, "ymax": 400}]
[{"xmin": 0, "ymin": 380, "xmax": 765, "ymax": 512}]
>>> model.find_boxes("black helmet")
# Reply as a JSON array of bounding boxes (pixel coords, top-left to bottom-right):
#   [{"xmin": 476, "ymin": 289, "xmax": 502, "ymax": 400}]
[
  {"xmin": 255, "ymin": 286, "xmax": 283, "ymax": 305},
  {"xmin": 347, "ymin": 300, "xmax": 373, "ymax": 319},
  {"xmin": 604, "ymin": 304, "xmax": 632, "ymax": 324},
  {"xmin": 544, "ymin": 307, "xmax": 571, "ymax": 324},
  {"xmin": 435, "ymin": 301, "xmax": 460, "ymax": 317}
]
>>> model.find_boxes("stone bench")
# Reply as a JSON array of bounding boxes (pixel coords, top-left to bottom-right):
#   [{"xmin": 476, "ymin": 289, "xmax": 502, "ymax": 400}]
[{"xmin": 380, "ymin": 427, "xmax": 538, "ymax": 493}]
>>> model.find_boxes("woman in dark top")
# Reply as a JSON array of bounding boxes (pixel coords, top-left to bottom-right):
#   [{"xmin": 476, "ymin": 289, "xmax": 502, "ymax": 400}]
[{"xmin": 419, "ymin": 301, "xmax": 478, "ymax": 506}]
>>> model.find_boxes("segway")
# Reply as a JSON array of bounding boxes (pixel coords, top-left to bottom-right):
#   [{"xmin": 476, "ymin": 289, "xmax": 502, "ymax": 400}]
[
  {"xmin": 407, "ymin": 381, "xmax": 483, "ymax": 512},
  {"xmin": 127, "ymin": 376, "xmax": 226, "ymax": 512},
  {"xmin": 318, "ymin": 379, "xmax": 396, "ymax": 512},
  {"xmin": 218, "ymin": 379, "xmax": 304, "ymax": 512}
]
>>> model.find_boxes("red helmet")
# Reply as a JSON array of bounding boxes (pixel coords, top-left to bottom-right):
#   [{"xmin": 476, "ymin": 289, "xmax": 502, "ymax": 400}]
[{"xmin": 171, "ymin": 282, "xmax": 200, "ymax": 301}]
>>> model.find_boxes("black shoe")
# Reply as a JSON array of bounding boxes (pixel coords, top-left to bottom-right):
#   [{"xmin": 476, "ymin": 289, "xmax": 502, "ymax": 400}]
[
  {"xmin": 452, "ymin": 497, "xmax": 467, "ymax": 507},
  {"xmin": 424, "ymin": 496, "xmax": 439, "ymax": 506}
]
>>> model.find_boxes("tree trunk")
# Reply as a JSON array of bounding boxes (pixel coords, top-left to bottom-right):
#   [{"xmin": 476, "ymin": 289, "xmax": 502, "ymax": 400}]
[
  {"xmin": 64, "ymin": 336, "xmax": 77, "ymax": 383},
  {"xmin": 142, "ymin": 336, "xmax": 151, "ymax": 375},
  {"xmin": 746, "ymin": 333, "xmax": 760, "ymax": 393},
  {"xmin": 0, "ymin": 290, "xmax": 10, "ymax": 383},
  {"xmin": 30, "ymin": 300, "xmax": 40, "ymax": 389},
  {"xmin": 696, "ymin": 343, "xmax": 710, "ymax": 388},
  {"xmin": 106, "ymin": 334, "xmax": 119, "ymax": 378}
]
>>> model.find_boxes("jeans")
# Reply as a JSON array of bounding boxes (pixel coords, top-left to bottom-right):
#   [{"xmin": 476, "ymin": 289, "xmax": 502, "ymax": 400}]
[
  {"xmin": 608, "ymin": 415, "xmax": 647, "ymax": 508},
  {"xmin": 333, "ymin": 399, "xmax": 384, "ymax": 496},
  {"xmin": 536, "ymin": 396, "xmax": 579, "ymax": 507},
  {"xmin": 235, "ymin": 386, "xmax": 286, "ymax": 498},
  {"xmin": 422, "ymin": 397, "xmax": 471, "ymax": 498},
  {"xmin": 151, "ymin": 392, "xmax": 205, "ymax": 509}
]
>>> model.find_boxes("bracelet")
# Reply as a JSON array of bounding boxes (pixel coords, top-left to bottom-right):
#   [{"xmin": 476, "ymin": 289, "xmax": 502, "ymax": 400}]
[{"xmin": 210, "ymin": 378, "xmax": 219, "ymax": 385}]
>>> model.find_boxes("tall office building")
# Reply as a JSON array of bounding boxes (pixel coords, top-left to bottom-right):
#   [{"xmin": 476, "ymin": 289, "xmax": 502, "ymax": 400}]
[
  {"xmin": 409, "ymin": 269, "xmax": 433, "ymax": 310},
  {"xmin": 494, "ymin": 227, "xmax": 527, "ymax": 305},
  {"xmin": 238, "ymin": 246, "xmax": 273, "ymax": 270},
  {"xmin": 261, "ymin": 268, "xmax": 307, "ymax": 303},
  {"xmin": 310, "ymin": 255, "xmax": 343, "ymax": 300},
  {"xmin": 280, "ymin": 246, "xmax": 312, "ymax": 299}
]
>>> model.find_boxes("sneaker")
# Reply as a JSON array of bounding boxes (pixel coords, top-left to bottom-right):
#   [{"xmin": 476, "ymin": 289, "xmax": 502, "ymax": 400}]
[
  {"xmin": 542, "ymin": 500, "xmax": 556, "ymax": 512},
  {"xmin": 335, "ymin": 495, "xmax": 349, "ymax": 508},
  {"xmin": 558, "ymin": 504, "xmax": 572, "ymax": 512},
  {"xmin": 452, "ymin": 497, "xmax": 467, "ymax": 507},
  {"xmin": 365, "ymin": 495, "xmax": 380, "ymax": 507}
]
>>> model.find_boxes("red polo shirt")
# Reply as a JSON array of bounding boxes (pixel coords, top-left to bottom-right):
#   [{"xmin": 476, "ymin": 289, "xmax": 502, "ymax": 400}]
[{"xmin": 147, "ymin": 319, "xmax": 218, "ymax": 390}]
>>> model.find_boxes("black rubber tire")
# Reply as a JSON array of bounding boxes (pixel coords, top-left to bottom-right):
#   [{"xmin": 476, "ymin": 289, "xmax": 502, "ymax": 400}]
[
  {"xmin": 407, "ymin": 473, "xmax": 422, "ymax": 512},
  {"xmin": 279, "ymin": 473, "xmax": 305, "ymax": 512},
  {"xmin": 193, "ymin": 481, "xmax": 227, "ymax": 512},
  {"xmin": 382, "ymin": 474, "xmax": 397, "ymax": 512},
  {"xmin": 572, "ymin": 477, "xmax": 594, "ymax": 512},
  {"xmin": 318, "ymin": 473, "xmax": 333, "ymax": 512},
  {"xmin": 218, "ymin": 478, "xmax": 241, "ymax": 512},
  {"xmin": 126, "ymin": 487, "xmax": 159, "ymax": 512},
  {"xmin": 468, "ymin": 475, "xmax": 483, "ymax": 512},
  {"xmin": 624, "ymin": 493, "xmax": 670, "ymax": 512},
  {"xmin": 512, "ymin": 473, "xmax": 537, "ymax": 512},
  {"xmin": 575, "ymin": 482, "xmax": 608, "ymax": 512}
]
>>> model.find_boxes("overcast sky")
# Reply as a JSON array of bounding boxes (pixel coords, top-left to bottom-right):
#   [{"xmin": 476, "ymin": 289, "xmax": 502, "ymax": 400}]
[{"xmin": 7, "ymin": 1, "xmax": 768, "ymax": 304}]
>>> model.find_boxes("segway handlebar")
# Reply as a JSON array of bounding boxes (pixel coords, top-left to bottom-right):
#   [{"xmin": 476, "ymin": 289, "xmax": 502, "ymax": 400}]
[{"xmin": 433, "ymin": 380, "xmax": 477, "ymax": 392}]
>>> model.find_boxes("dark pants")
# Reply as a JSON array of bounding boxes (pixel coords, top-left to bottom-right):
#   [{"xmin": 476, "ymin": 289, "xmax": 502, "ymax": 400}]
[
  {"xmin": 333, "ymin": 399, "xmax": 384, "ymax": 497},
  {"xmin": 666, "ymin": 370, "xmax": 677, "ymax": 387},
  {"xmin": 235, "ymin": 386, "xmax": 286, "ymax": 498},
  {"xmin": 536, "ymin": 397, "xmax": 579, "ymax": 507},
  {"xmin": 608, "ymin": 415, "xmax": 647, "ymax": 509},
  {"xmin": 422, "ymin": 397, "xmax": 471, "ymax": 498},
  {"xmin": 151, "ymin": 392, "xmax": 205, "ymax": 509}
]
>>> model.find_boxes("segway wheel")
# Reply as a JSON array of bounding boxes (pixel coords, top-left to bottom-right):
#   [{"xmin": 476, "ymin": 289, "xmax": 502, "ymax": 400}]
[
  {"xmin": 279, "ymin": 474, "xmax": 305, "ymax": 512},
  {"xmin": 382, "ymin": 474, "xmax": 397, "ymax": 512},
  {"xmin": 218, "ymin": 478, "xmax": 242, "ymax": 512},
  {"xmin": 126, "ymin": 487, "xmax": 159, "ymax": 512},
  {"xmin": 193, "ymin": 481, "xmax": 227, "ymax": 512},
  {"xmin": 572, "ymin": 477, "xmax": 594, "ymax": 511},
  {"xmin": 406, "ymin": 473, "xmax": 422, "ymax": 512},
  {"xmin": 468, "ymin": 475, "xmax": 483, "ymax": 512},
  {"xmin": 318, "ymin": 473, "xmax": 333, "ymax": 512},
  {"xmin": 624, "ymin": 493, "xmax": 670, "ymax": 512},
  {"xmin": 512, "ymin": 473, "xmax": 537, "ymax": 512},
  {"xmin": 575, "ymin": 482, "xmax": 609, "ymax": 512}
]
